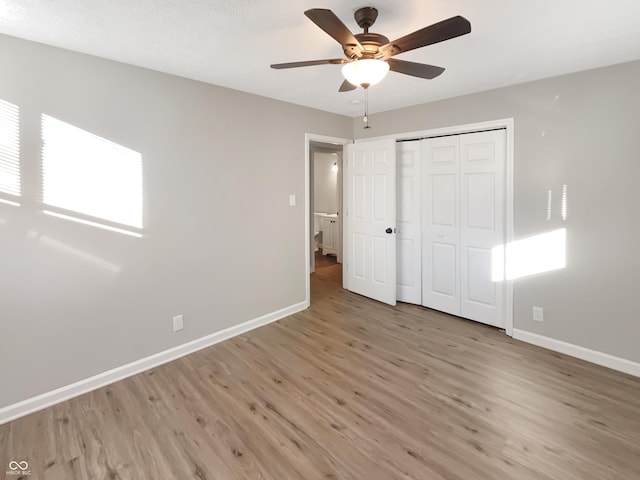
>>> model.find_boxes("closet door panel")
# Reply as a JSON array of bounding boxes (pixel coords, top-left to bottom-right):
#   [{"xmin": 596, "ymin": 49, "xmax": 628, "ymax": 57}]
[
  {"xmin": 465, "ymin": 173, "xmax": 495, "ymax": 229},
  {"xmin": 465, "ymin": 246, "xmax": 495, "ymax": 305},
  {"xmin": 460, "ymin": 130, "xmax": 506, "ymax": 328},
  {"xmin": 432, "ymin": 243, "xmax": 457, "ymax": 297},
  {"xmin": 432, "ymin": 174, "xmax": 456, "ymax": 226},
  {"xmin": 422, "ymin": 136, "xmax": 460, "ymax": 315}
]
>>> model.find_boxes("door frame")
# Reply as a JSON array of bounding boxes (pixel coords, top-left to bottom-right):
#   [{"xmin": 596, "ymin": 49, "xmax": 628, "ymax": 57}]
[
  {"xmin": 353, "ymin": 118, "xmax": 515, "ymax": 336},
  {"xmin": 305, "ymin": 133, "xmax": 352, "ymax": 305}
]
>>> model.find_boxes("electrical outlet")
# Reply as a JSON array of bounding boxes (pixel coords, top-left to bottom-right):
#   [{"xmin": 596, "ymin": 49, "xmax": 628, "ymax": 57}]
[
  {"xmin": 532, "ymin": 306, "xmax": 544, "ymax": 322},
  {"xmin": 172, "ymin": 314, "xmax": 184, "ymax": 332}
]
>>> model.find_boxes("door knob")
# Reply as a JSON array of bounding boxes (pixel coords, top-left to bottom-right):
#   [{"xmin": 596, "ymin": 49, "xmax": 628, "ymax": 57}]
[{"xmin": 385, "ymin": 227, "xmax": 393, "ymax": 234}]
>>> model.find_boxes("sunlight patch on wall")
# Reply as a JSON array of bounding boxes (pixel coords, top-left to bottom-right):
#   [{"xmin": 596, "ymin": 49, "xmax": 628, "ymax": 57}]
[
  {"xmin": 42, "ymin": 210, "xmax": 143, "ymax": 238},
  {"xmin": 40, "ymin": 233, "xmax": 122, "ymax": 273},
  {"xmin": 41, "ymin": 115, "xmax": 143, "ymax": 235},
  {"xmin": 26, "ymin": 229, "xmax": 122, "ymax": 273},
  {"xmin": 492, "ymin": 228, "xmax": 566, "ymax": 281},
  {"xmin": 0, "ymin": 197, "xmax": 20, "ymax": 207},
  {"xmin": 0, "ymin": 99, "xmax": 20, "ymax": 203}
]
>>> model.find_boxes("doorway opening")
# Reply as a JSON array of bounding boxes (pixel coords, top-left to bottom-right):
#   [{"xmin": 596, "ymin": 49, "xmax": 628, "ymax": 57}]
[
  {"xmin": 311, "ymin": 142, "xmax": 342, "ymax": 287},
  {"xmin": 305, "ymin": 134, "xmax": 351, "ymax": 303}
]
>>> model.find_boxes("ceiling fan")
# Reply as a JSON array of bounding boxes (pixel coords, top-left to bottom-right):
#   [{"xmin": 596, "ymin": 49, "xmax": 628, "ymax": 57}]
[{"xmin": 271, "ymin": 7, "xmax": 471, "ymax": 91}]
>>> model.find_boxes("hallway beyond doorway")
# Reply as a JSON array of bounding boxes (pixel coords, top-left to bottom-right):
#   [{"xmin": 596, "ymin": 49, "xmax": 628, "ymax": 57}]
[{"xmin": 312, "ymin": 251, "xmax": 341, "ymax": 287}]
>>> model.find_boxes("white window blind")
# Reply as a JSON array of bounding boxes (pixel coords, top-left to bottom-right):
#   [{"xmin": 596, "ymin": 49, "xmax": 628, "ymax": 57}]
[
  {"xmin": 41, "ymin": 115, "xmax": 143, "ymax": 231},
  {"xmin": 0, "ymin": 99, "xmax": 20, "ymax": 198}
]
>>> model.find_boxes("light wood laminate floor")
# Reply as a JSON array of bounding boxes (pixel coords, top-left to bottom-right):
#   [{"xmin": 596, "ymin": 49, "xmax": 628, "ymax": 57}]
[{"xmin": 1, "ymin": 271, "xmax": 639, "ymax": 479}]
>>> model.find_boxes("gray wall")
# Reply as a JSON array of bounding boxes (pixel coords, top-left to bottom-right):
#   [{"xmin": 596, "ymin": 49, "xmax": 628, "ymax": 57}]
[
  {"xmin": 356, "ymin": 60, "xmax": 640, "ymax": 364},
  {"xmin": 313, "ymin": 152, "xmax": 339, "ymax": 214},
  {"xmin": 1, "ymin": 31, "xmax": 637, "ymax": 411},
  {"xmin": 0, "ymin": 34, "xmax": 351, "ymax": 408}
]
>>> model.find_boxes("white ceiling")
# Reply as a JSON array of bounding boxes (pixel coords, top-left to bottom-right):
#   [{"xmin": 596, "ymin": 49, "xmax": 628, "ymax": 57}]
[{"xmin": 2, "ymin": 0, "xmax": 640, "ymax": 116}]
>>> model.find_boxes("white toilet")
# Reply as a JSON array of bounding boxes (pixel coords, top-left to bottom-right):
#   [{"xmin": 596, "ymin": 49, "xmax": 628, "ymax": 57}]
[{"xmin": 313, "ymin": 213, "xmax": 323, "ymax": 251}]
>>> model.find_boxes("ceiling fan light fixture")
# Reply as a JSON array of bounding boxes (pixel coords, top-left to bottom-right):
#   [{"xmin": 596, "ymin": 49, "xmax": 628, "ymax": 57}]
[{"xmin": 342, "ymin": 59, "xmax": 389, "ymax": 88}]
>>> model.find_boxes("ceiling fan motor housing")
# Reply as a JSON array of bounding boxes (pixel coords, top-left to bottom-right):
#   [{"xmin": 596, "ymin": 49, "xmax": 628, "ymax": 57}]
[
  {"xmin": 354, "ymin": 33, "xmax": 390, "ymax": 57},
  {"xmin": 354, "ymin": 7, "xmax": 378, "ymax": 30},
  {"xmin": 346, "ymin": 7, "xmax": 389, "ymax": 58}
]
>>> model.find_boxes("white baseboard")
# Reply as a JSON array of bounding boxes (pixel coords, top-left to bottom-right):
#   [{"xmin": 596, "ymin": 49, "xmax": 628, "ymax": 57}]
[
  {"xmin": 0, "ymin": 300, "xmax": 308, "ymax": 426},
  {"xmin": 513, "ymin": 329, "xmax": 640, "ymax": 378}
]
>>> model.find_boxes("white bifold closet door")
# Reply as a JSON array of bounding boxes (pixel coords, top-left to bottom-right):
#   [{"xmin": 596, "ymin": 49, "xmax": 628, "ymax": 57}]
[{"xmin": 422, "ymin": 130, "xmax": 506, "ymax": 328}]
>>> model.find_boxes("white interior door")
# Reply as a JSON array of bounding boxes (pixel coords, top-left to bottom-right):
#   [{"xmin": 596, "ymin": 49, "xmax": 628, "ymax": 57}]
[
  {"xmin": 460, "ymin": 130, "xmax": 505, "ymax": 327},
  {"xmin": 396, "ymin": 141, "xmax": 421, "ymax": 304},
  {"xmin": 421, "ymin": 136, "xmax": 461, "ymax": 315},
  {"xmin": 345, "ymin": 139, "xmax": 397, "ymax": 306}
]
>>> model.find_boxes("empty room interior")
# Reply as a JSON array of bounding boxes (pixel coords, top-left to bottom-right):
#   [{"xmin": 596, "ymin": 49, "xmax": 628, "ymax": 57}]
[{"xmin": 1, "ymin": 1, "xmax": 639, "ymax": 479}]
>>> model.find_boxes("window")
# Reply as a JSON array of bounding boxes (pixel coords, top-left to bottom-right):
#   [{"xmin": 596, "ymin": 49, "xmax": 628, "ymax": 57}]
[
  {"xmin": 0, "ymin": 99, "xmax": 20, "ymax": 203},
  {"xmin": 41, "ymin": 115, "xmax": 143, "ymax": 235}
]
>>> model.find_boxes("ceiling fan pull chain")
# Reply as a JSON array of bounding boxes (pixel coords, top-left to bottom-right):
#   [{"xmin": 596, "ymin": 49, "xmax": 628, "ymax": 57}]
[{"xmin": 364, "ymin": 89, "xmax": 371, "ymax": 129}]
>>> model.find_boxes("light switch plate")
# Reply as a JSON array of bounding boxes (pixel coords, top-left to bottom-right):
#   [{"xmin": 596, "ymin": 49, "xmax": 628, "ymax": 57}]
[{"xmin": 289, "ymin": 194, "xmax": 296, "ymax": 206}]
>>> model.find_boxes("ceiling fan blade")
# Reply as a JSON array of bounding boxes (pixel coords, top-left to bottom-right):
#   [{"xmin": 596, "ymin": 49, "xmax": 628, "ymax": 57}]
[
  {"xmin": 271, "ymin": 59, "xmax": 347, "ymax": 69},
  {"xmin": 379, "ymin": 16, "xmax": 471, "ymax": 58},
  {"xmin": 339, "ymin": 79, "xmax": 357, "ymax": 92},
  {"xmin": 387, "ymin": 59, "xmax": 445, "ymax": 79},
  {"xmin": 305, "ymin": 9, "xmax": 363, "ymax": 57}
]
